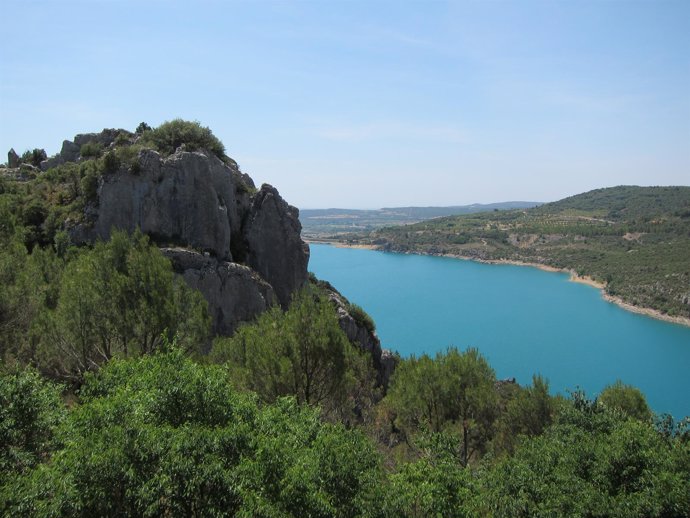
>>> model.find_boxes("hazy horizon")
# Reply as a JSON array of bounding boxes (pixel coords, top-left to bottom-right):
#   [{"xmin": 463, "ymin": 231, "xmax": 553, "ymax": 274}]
[{"xmin": 2, "ymin": 0, "xmax": 688, "ymax": 209}]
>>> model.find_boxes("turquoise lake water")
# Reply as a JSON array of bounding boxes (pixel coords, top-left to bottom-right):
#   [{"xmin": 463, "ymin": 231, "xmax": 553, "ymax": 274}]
[{"xmin": 308, "ymin": 244, "xmax": 690, "ymax": 418}]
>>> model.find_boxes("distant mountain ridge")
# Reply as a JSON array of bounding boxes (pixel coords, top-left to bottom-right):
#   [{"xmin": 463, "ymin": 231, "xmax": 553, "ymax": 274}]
[{"xmin": 300, "ymin": 201, "xmax": 541, "ymax": 237}]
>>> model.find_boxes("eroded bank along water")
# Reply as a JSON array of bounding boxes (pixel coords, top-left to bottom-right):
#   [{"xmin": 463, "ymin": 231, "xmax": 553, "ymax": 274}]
[{"xmin": 308, "ymin": 243, "xmax": 690, "ymax": 418}]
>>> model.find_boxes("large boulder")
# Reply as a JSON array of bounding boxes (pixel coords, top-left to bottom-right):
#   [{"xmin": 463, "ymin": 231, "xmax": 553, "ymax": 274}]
[
  {"xmin": 94, "ymin": 149, "xmax": 240, "ymax": 260},
  {"xmin": 243, "ymin": 184, "xmax": 310, "ymax": 307},
  {"xmin": 162, "ymin": 248, "xmax": 275, "ymax": 338}
]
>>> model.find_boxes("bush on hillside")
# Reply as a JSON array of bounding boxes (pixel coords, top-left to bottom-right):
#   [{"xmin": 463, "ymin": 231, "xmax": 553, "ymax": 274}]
[
  {"xmin": 140, "ymin": 119, "xmax": 226, "ymax": 159},
  {"xmin": 348, "ymin": 303, "xmax": 376, "ymax": 334}
]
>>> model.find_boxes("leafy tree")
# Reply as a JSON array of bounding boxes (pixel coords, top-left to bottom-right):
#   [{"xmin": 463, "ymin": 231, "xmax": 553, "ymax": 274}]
[
  {"xmin": 211, "ymin": 287, "xmax": 372, "ymax": 416},
  {"xmin": 0, "ymin": 368, "xmax": 64, "ymax": 485},
  {"xmin": 599, "ymin": 380, "xmax": 652, "ymax": 421},
  {"xmin": 19, "ymin": 149, "xmax": 47, "ymax": 167},
  {"xmin": 79, "ymin": 141, "xmax": 103, "ymax": 158},
  {"xmin": 483, "ymin": 392, "xmax": 690, "ymax": 517},
  {"xmin": 39, "ymin": 230, "xmax": 209, "ymax": 380},
  {"xmin": 0, "ymin": 217, "xmax": 65, "ymax": 366},
  {"xmin": 380, "ymin": 431, "xmax": 478, "ymax": 517},
  {"xmin": 135, "ymin": 121, "xmax": 151, "ymax": 134},
  {"xmin": 386, "ymin": 348, "xmax": 498, "ymax": 465},
  {"xmin": 1, "ymin": 350, "xmax": 382, "ymax": 517},
  {"xmin": 493, "ymin": 375, "xmax": 557, "ymax": 455}
]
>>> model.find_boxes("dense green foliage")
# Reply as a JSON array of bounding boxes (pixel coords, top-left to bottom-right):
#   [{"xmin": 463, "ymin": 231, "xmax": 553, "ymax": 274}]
[
  {"xmin": 0, "ymin": 228, "xmax": 209, "ymax": 381},
  {"xmin": 484, "ymin": 393, "xmax": 690, "ymax": 517},
  {"xmin": 2, "ymin": 134, "xmax": 688, "ymax": 515},
  {"xmin": 138, "ymin": 119, "xmax": 226, "ymax": 159},
  {"xmin": 386, "ymin": 348, "xmax": 498, "ymax": 465},
  {"xmin": 340, "ymin": 186, "xmax": 690, "ymax": 319},
  {"xmin": 599, "ymin": 380, "xmax": 652, "ymax": 422},
  {"xmin": 0, "ymin": 369, "xmax": 65, "ymax": 485},
  {"xmin": 1, "ymin": 350, "xmax": 687, "ymax": 517},
  {"xmin": 211, "ymin": 287, "xmax": 378, "ymax": 421},
  {"xmin": 1, "ymin": 350, "xmax": 382, "ymax": 517}
]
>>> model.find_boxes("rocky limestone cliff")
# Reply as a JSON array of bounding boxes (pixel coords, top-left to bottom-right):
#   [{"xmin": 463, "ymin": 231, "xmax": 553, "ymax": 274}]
[
  {"xmin": 321, "ymin": 282, "xmax": 397, "ymax": 389},
  {"xmin": 92, "ymin": 149, "xmax": 240, "ymax": 261},
  {"xmin": 49, "ymin": 128, "xmax": 309, "ymax": 335},
  {"xmin": 12, "ymin": 126, "xmax": 394, "ymax": 386},
  {"xmin": 244, "ymin": 185, "xmax": 310, "ymax": 307},
  {"xmin": 161, "ymin": 248, "xmax": 276, "ymax": 343}
]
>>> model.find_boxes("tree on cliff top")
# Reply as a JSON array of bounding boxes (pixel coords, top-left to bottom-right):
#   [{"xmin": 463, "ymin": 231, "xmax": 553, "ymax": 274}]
[{"xmin": 139, "ymin": 119, "xmax": 226, "ymax": 159}]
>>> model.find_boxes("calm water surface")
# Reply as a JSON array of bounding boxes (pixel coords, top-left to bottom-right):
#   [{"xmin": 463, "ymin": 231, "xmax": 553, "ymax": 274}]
[{"xmin": 309, "ymin": 244, "xmax": 690, "ymax": 418}]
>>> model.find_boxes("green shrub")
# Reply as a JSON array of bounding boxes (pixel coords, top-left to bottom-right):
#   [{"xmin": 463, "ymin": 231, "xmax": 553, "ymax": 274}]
[
  {"xmin": 80, "ymin": 169, "xmax": 99, "ymax": 202},
  {"xmin": 80, "ymin": 142, "xmax": 103, "ymax": 158},
  {"xmin": 19, "ymin": 149, "xmax": 47, "ymax": 167},
  {"xmin": 140, "ymin": 119, "xmax": 226, "ymax": 159},
  {"xmin": 102, "ymin": 151, "xmax": 120, "ymax": 174},
  {"xmin": 135, "ymin": 121, "xmax": 151, "ymax": 134},
  {"xmin": 348, "ymin": 303, "xmax": 376, "ymax": 334},
  {"xmin": 113, "ymin": 144, "xmax": 143, "ymax": 174},
  {"xmin": 0, "ymin": 368, "xmax": 65, "ymax": 481},
  {"xmin": 0, "ymin": 352, "xmax": 382, "ymax": 517},
  {"xmin": 113, "ymin": 132, "xmax": 129, "ymax": 146}
]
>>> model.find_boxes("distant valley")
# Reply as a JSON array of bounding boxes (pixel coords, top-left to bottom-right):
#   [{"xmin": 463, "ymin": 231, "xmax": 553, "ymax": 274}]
[{"xmin": 299, "ymin": 201, "xmax": 540, "ymax": 238}]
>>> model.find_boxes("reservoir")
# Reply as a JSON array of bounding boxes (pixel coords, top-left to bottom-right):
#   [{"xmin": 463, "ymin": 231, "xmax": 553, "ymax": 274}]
[{"xmin": 309, "ymin": 243, "xmax": 690, "ymax": 418}]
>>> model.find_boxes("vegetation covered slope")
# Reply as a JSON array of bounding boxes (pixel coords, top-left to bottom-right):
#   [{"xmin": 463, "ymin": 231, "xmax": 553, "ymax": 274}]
[
  {"xmin": 338, "ymin": 186, "xmax": 690, "ymax": 319},
  {"xmin": 2, "ymin": 348, "xmax": 689, "ymax": 517},
  {"xmin": 300, "ymin": 202, "xmax": 540, "ymax": 238},
  {"xmin": 3, "ymin": 124, "xmax": 689, "ymax": 516}
]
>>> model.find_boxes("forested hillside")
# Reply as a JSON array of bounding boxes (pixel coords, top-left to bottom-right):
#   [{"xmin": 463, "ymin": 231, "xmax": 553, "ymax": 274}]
[
  {"xmin": 337, "ymin": 186, "xmax": 690, "ymax": 320},
  {"xmin": 300, "ymin": 202, "xmax": 539, "ymax": 238},
  {"xmin": 2, "ymin": 127, "xmax": 688, "ymax": 517}
]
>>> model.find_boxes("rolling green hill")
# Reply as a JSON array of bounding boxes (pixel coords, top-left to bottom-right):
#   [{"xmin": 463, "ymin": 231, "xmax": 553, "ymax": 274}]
[
  {"xmin": 334, "ymin": 186, "xmax": 690, "ymax": 320},
  {"xmin": 299, "ymin": 201, "xmax": 540, "ymax": 238}
]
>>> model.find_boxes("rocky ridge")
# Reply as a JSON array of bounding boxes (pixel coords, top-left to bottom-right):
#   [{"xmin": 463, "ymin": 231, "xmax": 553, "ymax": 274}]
[
  {"xmin": 51, "ymin": 129, "xmax": 309, "ymax": 332},
  {"xmin": 11, "ymin": 128, "xmax": 390, "ymax": 382}
]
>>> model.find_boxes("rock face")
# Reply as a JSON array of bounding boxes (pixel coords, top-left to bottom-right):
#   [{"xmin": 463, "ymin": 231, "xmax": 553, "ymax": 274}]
[
  {"xmin": 64, "ymin": 138, "xmax": 309, "ymax": 336},
  {"xmin": 327, "ymin": 288, "xmax": 396, "ymax": 389},
  {"xmin": 7, "ymin": 148, "xmax": 19, "ymax": 168},
  {"xmin": 162, "ymin": 248, "xmax": 275, "ymax": 338},
  {"xmin": 15, "ymin": 125, "xmax": 394, "ymax": 386},
  {"xmin": 40, "ymin": 129, "xmax": 129, "ymax": 171},
  {"xmin": 244, "ymin": 185, "xmax": 310, "ymax": 307},
  {"xmin": 95, "ymin": 149, "xmax": 239, "ymax": 261}
]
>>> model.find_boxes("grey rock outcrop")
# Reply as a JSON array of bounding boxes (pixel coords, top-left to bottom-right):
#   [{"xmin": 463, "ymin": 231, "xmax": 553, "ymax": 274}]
[
  {"xmin": 67, "ymin": 143, "xmax": 309, "ymax": 336},
  {"xmin": 162, "ymin": 248, "xmax": 275, "ymax": 338},
  {"xmin": 74, "ymin": 128, "xmax": 123, "ymax": 149},
  {"xmin": 7, "ymin": 148, "xmax": 19, "ymax": 168},
  {"xmin": 327, "ymin": 289, "xmax": 396, "ymax": 389},
  {"xmin": 40, "ymin": 130, "xmax": 128, "ymax": 171},
  {"xmin": 94, "ymin": 149, "xmax": 239, "ymax": 260},
  {"xmin": 379, "ymin": 350, "xmax": 399, "ymax": 390},
  {"xmin": 244, "ymin": 184, "xmax": 310, "ymax": 307}
]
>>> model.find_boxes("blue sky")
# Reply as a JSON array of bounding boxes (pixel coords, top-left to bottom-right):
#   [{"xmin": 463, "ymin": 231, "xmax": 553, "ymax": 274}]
[{"xmin": 1, "ymin": 0, "xmax": 688, "ymax": 208}]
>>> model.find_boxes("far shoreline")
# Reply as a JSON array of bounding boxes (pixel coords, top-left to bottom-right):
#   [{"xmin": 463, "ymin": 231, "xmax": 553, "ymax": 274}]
[{"xmin": 306, "ymin": 238, "xmax": 690, "ymax": 329}]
